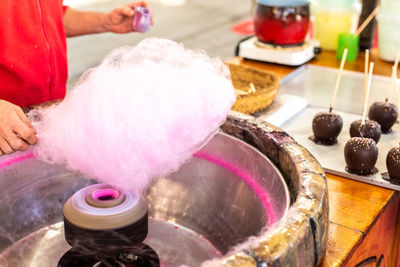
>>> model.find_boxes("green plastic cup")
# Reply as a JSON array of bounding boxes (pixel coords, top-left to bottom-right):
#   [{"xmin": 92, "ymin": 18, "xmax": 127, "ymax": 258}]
[{"xmin": 337, "ymin": 33, "xmax": 359, "ymax": 61}]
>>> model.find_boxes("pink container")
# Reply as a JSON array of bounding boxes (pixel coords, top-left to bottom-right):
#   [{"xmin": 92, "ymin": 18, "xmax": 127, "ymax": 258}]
[{"xmin": 132, "ymin": 6, "xmax": 151, "ymax": 32}]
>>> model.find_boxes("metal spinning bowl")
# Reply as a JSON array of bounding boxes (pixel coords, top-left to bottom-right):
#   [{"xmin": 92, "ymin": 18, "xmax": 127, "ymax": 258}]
[{"xmin": 0, "ymin": 127, "xmax": 290, "ymax": 266}]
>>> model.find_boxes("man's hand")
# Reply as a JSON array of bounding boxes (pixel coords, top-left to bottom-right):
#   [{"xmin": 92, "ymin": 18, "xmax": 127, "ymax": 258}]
[
  {"xmin": 63, "ymin": 1, "xmax": 153, "ymax": 37},
  {"xmin": 104, "ymin": 1, "xmax": 153, "ymax": 33},
  {"xmin": 0, "ymin": 100, "xmax": 38, "ymax": 156}
]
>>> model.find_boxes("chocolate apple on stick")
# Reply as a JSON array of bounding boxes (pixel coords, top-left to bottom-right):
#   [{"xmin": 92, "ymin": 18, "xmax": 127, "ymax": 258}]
[{"xmin": 311, "ymin": 49, "xmax": 348, "ymax": 145}]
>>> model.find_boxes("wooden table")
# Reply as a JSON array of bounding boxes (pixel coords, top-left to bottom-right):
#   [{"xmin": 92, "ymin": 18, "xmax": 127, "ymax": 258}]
[{"xmin": 227, "ymin": 50, "xmax": 400, "ymax": 266}]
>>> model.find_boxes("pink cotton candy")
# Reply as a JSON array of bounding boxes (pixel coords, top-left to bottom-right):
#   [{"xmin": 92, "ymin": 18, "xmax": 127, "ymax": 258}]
[{"xmin": 32, "ymin": 38, "xmax": 236, "ymax": 193}]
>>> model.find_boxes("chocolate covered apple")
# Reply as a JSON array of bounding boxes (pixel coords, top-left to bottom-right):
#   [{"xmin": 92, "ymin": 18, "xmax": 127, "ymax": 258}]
[
  {"xmin": 349, "ymin": 119, "xmax": 381, "ymax": 143},
  {"xmin": 386, "ymin": 146, "xmax": 400, "ymax": 182},
  {"xmin": 311, "ymin": 49, "xmax": 348, "ymax": 145},
  {"xmin": 368, "ymin": 101, "xmax": 398, "ymax": 133},
  {"xmin": 312, "ymin": 112, "xmax": 343, "ymax": 145},
  {"xmin": 344, "ymin": 137, "xmax": 378, "ymax": 175}
]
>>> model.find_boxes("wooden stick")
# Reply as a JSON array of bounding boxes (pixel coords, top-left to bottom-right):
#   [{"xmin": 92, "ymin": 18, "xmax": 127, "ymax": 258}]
[
  {"xmin": 393, "ymin": 48, "xmax": 400, "ymax": 115},
  {"xmin": 329, "ymin": 49, "xmax": 348, "ymax": 112},
  {"xmin": 393, "ymin": 66, "xmax": 400, "ymax": 112},
  {"xmin": 363, "ymin": 49, "xmax": 369, "ymax": 107},
  {"xmin": 385, "ymin": 47, "xmax": 400, "ymax": 102},
  {"xmin": 362, "ymin": 62, "xmax": 374, "ymax": 125},
  {"xmin": 394, "ymin": 46, "xmax": 400, "ymax": 70},
  {"xmin": 386, "ymin": 66, "xmax": 396, "ymax": 102},
  {"xmin": 356, "ymin": 5, "xmax": 380, "ymax": 36}
]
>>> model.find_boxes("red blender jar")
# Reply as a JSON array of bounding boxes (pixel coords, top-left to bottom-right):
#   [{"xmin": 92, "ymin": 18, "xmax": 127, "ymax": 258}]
[{"xmin": 254, "ymin": 0, "xmax": 310, "ymax": 46}]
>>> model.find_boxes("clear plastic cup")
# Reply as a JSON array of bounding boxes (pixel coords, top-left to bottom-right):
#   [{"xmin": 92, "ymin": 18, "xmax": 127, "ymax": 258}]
[
  {"xmin": 377, "ymin": 12, "xmax": 400, "ymax": 62},
  {"xmin": 380, "ymin": 0, "xmax": 400, "ymax": 15},
  {"xmin": 313, "ymin": 0, "xmax": 361, "ymax": 51}
]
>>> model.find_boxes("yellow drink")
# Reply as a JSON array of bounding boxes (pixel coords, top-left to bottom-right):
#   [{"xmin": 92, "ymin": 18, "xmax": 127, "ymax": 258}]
[{"xmin": 314, "ymin": 11, "xmax": 359, "ymax": 51}]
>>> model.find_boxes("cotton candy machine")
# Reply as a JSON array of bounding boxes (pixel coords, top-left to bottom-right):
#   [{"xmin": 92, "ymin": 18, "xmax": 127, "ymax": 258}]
[{"xmin": 0, "ymin": 112, "xmax": 328, "ymax": 266}]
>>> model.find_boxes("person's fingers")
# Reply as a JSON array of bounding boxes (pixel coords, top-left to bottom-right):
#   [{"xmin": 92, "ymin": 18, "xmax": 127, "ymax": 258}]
[
  {"xmin": 115, "ymin": 6, "xmax": 135, "ymax": 17},
  {"xmin": 7, "ymin": 110, "xmax": 37, "ymax": 145},
  {"xmin": 124, "ymin": 6, "xmax": 135, "ymax": 16},
  {"xmin": 14, "ymin": 107, "xmax": 36, "ymax": 135},
  {"xmin": 0, "ymin": 137, "xmax": 14, "ymax": 154},
  {"xmin": 14, "ymin": 106, "xmax": 33, "ymax": 127},
  {"xmin": 108, "ymin": 10, "xmax": 124, "ymax": 26},
  {"xmin": 9, "ymin": 137, "xmax": 29, "ymax": 152},
  {"xmin": 4, "ymin": 131, "xmax": 29, "ymax": 152},
  {"xmin": 109, "ymin": 8, "xmax": 134, "ymax": 26},
  {"xmin": 13, "ymin": 121, "xmax": 37, "ymax": 145},
  {"xmin": 112, "ymin": 7, "xmax": 124, "ymax": 16}
]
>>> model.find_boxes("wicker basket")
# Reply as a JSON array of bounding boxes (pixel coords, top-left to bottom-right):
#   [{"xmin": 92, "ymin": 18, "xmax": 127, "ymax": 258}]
[{"xmin": 227, "ymin": 63, "xmax": 280, "ymax": 115}]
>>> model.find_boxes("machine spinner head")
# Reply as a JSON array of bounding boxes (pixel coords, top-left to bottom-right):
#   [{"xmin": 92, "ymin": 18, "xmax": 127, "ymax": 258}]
[{"xmin": 59, "ymin": 184, "xmax": 159, "ymax": 267}]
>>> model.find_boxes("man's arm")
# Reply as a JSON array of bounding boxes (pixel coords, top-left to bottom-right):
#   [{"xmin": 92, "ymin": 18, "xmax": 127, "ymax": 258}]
[
  {"xmin": 63, "ymin": 1, "xmax": 152, "ymax": 37},
  {"xmin": 0, "ymin": 100, "xmax": 37, "ymax": 156}
]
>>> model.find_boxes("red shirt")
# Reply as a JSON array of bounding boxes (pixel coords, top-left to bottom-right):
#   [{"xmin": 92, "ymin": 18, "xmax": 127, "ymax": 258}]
[{"xmin": 0, "ymin": 0, "xmax": 68, "ymax": 107}]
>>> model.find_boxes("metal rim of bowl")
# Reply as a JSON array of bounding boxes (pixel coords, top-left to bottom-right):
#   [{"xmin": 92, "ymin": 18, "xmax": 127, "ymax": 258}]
[{"xmin": 216, "ymin": 111, "xmax": 328, "ymax": 267}]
